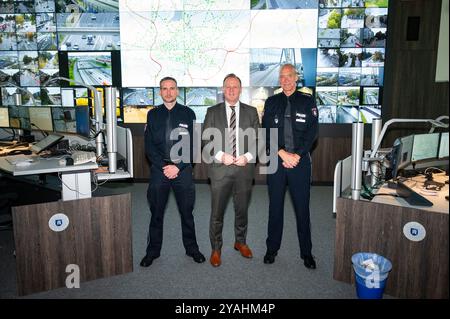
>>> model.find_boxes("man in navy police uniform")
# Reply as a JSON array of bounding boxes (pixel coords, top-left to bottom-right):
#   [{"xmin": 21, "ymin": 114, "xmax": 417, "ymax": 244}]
[
  {"xmin": 140, "ymin": 76, "xmax": 205, "ymax": 267},
  {"xmin": 262, "ymin": 63, "xmax": 319, "ymax": 269}
]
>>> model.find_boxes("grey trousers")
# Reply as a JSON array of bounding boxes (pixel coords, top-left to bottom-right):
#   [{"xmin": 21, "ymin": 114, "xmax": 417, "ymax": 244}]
[{"xmin": 209, "ymin": 166, "xmax": 253, "ymax": 250}]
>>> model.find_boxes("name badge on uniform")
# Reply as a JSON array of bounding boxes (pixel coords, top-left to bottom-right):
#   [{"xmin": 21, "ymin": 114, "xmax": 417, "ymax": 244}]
[
  {"xmin": 178, "ymin": 123, "xmax": 189, "ymax": 135},
  {"xmin": 296, "ymin": 113, "xmax": 306, "ymax": 122}
]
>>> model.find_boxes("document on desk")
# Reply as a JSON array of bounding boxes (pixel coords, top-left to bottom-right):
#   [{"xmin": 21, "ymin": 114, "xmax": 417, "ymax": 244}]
[{"xmin": 5, "ymin": 155, "xmax": 35, "ymax": 165}]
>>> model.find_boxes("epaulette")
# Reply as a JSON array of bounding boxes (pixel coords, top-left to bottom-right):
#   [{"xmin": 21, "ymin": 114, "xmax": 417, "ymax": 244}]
[{"xmin": 298, "ymin": 87, "xmax": 313, "ymax": 96}]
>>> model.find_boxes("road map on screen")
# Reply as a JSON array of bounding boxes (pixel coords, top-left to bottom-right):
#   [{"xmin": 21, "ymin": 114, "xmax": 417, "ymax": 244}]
[{"xmin": 119, "ymin": 1, "xmax": 318, "ymax": 87}]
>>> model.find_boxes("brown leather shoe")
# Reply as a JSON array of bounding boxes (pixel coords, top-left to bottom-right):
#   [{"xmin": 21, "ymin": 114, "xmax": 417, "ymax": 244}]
[
  {"xmin": 234, "ymin": 242, "xmax": 253, "ymax": 258},
  {"xmin": 210, "ymin": 250, "xmax": 221, "ymax": 267}
]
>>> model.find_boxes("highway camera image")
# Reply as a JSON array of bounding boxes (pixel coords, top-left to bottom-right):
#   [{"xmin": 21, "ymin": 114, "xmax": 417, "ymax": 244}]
[
  {"xmin": 57, "ymin": 12, "xmax": 120, "ymax": 51},
  {"xmin": 251, "ymin": 0, "xmax": 318, "ymax": 9},
  {"xmin": 68, "ymin": 52, "xmax": 112, "ymax": 86},
  {"xmin": 56, "ymin": 0, "xmax": 118, "ymax": 13},
  {"xmin": 250, "ymin": 48, "xmax": 308, "ymax": 87}
]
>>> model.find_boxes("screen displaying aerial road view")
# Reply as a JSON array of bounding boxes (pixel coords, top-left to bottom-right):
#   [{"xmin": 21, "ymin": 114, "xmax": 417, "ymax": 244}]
[
  {"xmin": 57, "ymin": 12, "xmax": 120, "ymax": 51},
  {"xmin": 68, "ymin": 52, "xmax": 112, "ymax": 86}
]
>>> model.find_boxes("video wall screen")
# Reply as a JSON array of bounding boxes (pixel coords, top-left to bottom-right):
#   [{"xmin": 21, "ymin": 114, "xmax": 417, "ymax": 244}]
[
  {"xmin": 68, "ymin": 51, "xmax": 112, "ymax": 86},
  {"xmin": 0, "ymin": 0, "xmax": 389, "ymax": 128},
  {"xmin": 120, "ymin": 0, "xmax": 388, "ymax": 123}
]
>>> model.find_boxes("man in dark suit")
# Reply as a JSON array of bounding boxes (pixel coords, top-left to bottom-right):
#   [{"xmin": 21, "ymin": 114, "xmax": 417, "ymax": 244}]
[
  {"xmin": 140, "ymin": 76, "xmax": 205, "ymax": 267},
  {"xmin": 202, "ymin": 74, "xmax": 260, "ymax": 267},
  {"xmin": 262, "ymin": 64, "xmax": 318, "ymax": 269}
]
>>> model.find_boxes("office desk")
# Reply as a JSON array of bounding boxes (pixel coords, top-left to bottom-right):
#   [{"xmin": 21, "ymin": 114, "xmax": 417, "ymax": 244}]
[
  {"xmin": 333, "ymin": 175, "xmax": 449, "ymax": 298},
  {"xmin": 1, "ymin": 155, "xmax": 132, "ymax": 296},
  {"xmin": 0, "ymin": 155, "xmax": 98, "ymax": 201},
  {"xmin": 371, "ymin": 174, "xmax": 449, "ymax": 213}
]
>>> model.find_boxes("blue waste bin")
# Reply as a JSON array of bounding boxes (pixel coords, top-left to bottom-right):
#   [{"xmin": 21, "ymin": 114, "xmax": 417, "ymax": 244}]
[{"xmin": 351, "ymin": 252, "xmax": 392, "ymax": 299}]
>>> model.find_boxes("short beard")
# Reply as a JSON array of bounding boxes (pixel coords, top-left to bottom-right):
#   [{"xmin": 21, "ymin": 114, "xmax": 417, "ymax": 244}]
[{"xmin": 163, "ymin": 98, "xmax": 176, "ymax": 104}]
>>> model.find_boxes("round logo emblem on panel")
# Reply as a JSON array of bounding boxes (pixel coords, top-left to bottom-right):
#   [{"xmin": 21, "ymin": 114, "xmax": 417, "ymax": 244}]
[
  {"xmin": 403, "ymin": 221, "xmax": 426, "ymax": 242},
  {"xmin": 49, "ymin": 213, "xmax": 69, "ymax": 232}
]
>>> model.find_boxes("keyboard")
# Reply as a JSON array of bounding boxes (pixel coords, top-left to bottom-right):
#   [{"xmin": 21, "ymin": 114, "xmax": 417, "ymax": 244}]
[{"xmin": 71, "ymin": 151, "xmax": 97, "ymax": 165}]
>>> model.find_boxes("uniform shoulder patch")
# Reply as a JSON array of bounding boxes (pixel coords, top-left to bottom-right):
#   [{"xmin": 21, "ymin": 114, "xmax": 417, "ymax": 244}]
[{"xmin": 298, "ymin": 87, "xmax": 313, "ymax": 96}]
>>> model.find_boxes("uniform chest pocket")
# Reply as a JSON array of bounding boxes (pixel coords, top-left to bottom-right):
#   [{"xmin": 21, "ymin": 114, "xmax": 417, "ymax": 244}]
[
  {"xmin": 294, "ymin": 113, "xmax": 307, "ymax": 131},
  {"xmin": 151, "ymin": 122, "xmax": 166, "ymax": 144},
  {"xmin": 174, "ymin": 125, "xmax": 189, "ymax": 136}
]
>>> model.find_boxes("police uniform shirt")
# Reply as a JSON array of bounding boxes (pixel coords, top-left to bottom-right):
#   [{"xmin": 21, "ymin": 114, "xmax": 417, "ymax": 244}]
[
  {"xmin": 144, "ymin": 103, "xmax": 196, "ymax": 171},
  {"xmin": 262, "ymin": 89, "xmax": 318, "ymax": 157}
]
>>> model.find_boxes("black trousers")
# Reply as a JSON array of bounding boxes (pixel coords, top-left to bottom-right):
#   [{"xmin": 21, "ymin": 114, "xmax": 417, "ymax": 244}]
[
  {"xmin": 145, "ymin": 166, "xmax": 199, "ymax": 257},
  {"xmin": 266, "ymin": 154, "xmax": 312, "ymax": 257}
]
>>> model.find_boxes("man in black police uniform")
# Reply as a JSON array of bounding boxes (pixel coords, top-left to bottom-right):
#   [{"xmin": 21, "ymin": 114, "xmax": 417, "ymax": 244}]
[
  {"xmin": 140, "ymin": 76, "xmax": 205, "ymax": 267},
  {"xmin": 262, "ymin": 64, "xmax": 318, "ymax": 269}
]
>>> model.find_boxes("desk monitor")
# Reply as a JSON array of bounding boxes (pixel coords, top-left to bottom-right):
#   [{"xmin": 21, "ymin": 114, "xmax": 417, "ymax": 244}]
[
  {"xmin": 438, "ymin": 132, "xmax": 449, "ymax": 159},
  {"xmin": 411, "ymin": 133, "xmax": 440, "ymax": 163},
  {"xmin": 0, "ymin": 107, "xmax": 9, "ymax": 127},
  {"xmin": 391, "ymin": 134, "xmax": 414, "ymax": 179},
  {"xmin": 30, "ymin": 133, "xmax": 64, "ymax": 154},
  {"xmin": 29, "ymin": 107, "xmax": 53, "ymax": 132},
  {"xmin": 7, "ymin": 106, "xmax": 30, "ymax": 130},
  {"xmin": 75, "ymin": 105, "xmax": 90, "ymax": 137}
]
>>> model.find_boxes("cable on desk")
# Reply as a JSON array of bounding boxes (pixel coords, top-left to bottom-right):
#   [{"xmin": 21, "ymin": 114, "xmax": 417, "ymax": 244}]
[
  {"xmin": 91, "ymin": 172, "xmax": 110, "ymax": 193},
  {"xmin": 424, "ymin": 167, "xmax": 446, "ymax": 175},
  {"xmin": 368, "ymin": 160, "xmax": 386, "ymax": 189}
]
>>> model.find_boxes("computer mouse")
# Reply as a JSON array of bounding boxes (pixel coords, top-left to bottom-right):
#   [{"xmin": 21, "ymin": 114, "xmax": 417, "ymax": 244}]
[{"xmin": 8, "ymin": 149, "xmax": 32, "ymax": 155}]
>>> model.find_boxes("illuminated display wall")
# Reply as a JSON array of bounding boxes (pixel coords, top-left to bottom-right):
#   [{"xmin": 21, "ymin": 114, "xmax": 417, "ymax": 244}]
[{"xmin": 0, "ymin": 0, "xmax": 389, "ymax": 130}]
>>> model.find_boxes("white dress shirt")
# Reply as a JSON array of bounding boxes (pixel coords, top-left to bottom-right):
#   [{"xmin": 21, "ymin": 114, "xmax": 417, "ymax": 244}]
[{"xmin": 215, "ymin": 101, "xmax": 253, "ymax": 162}]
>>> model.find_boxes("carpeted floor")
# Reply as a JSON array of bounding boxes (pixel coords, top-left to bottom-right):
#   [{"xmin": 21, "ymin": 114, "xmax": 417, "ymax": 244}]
[{"xmin": 0, "ymin": 182, "xmax": 366, "ymax": 299}]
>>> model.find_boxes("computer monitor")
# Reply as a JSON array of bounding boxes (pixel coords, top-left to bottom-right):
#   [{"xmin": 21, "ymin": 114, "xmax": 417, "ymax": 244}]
[
  {"xmin": 7, "ymin": 106, "xmax": 30, "ymax": 130},
  {"xmin": 75, "ymin": 106, "xmax": 90, "ymax": 137},
  {"xmin": 438, "ymin": 132, "xmax": 449, "ymax": 159},
  {"xmin": 0, "ymin": 107, "xmax": 9, "ymax": 127},
  {"xmin": 29, "ymin": 107, "xmax": 53, "ymax": 132},
  {"xmin": 411, "ymin": 133, "xmax": 440, "ymax": 163},
  {"xmin": 390, "ymin": 134, "xmax": 413, "ymax": 179}
]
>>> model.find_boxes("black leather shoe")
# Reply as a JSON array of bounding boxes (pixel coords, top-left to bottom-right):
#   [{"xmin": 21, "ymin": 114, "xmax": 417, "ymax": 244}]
[
  {"xmin": 140, "ymin": 255, "xmax": 158, "ymax": 267},
  {"xmin": 187, "ymin": 251, "xmax": 206, "ymax": 263},
  {"xmin": 263, "ymin": 251, "xmax": 277, "ymax": 264},
  {"xmin": 302, "ymin": 255, "xmax": 316, "ymax": 269}
]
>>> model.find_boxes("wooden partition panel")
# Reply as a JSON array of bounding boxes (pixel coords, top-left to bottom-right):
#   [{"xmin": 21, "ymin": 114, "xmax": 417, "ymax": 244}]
[
  {"xmin": 12, "ymin": 193, "xmax": 133, "ymax": 296},
  {"xmin": 131, "ymin": 135, "xmax": 372, "ymax": 183}
]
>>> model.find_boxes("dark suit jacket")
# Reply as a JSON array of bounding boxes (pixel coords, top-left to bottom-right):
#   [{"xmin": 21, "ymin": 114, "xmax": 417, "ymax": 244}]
[{"xmin": 202, "ymin": 102, "xmax": 260, "ymax": 180}]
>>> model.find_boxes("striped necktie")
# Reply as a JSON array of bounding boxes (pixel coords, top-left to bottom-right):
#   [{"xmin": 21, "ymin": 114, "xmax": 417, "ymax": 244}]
[{"xmin": 229, "ymin": 105, "xmax": 236, "ymax": 157}]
